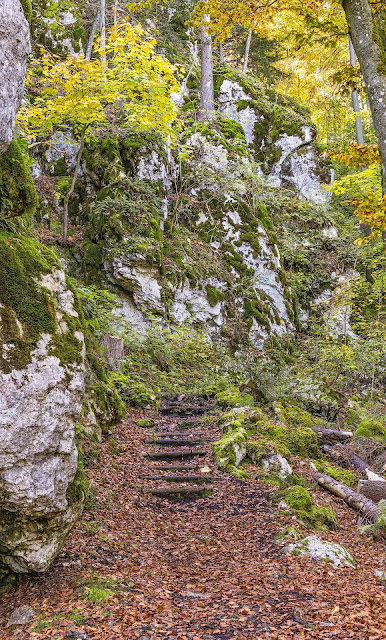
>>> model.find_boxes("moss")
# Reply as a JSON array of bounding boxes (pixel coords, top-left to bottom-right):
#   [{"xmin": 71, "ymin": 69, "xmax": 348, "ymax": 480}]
[
  {"xmin": 284, "ymin": 486, "xmax": 338, "ymax": 530},
  {"xmin": 285, "ymin": 427, "xmax": 321, "ymax": 459},
  {"xmin": 0, "ymin": 233, "xmax": 57, "ymax": 371},
  {"xmin": 285, "ymin": 486, "xmax": 312, "ymax": 512},
  {"xmin": 246, "ymin": 440, "xmax": 267, "ymax": 463},
  {"xmin": 214, "ymin": 386, "xmax": 254, "ymax": 409},
  {"xmin": 136, "ymin": 418, "xmax": 155, "ymax": 428},
  {"xmin": 314, "ymin": 462, "xmax": 357, "ymax": 487},
  {"xmin": 213, "ymin": 427, "xmax": 248, "ymax": 471},
  {"xmin": 205, "ymin": 284, "xmax": 224, "ymax": 307},
  {"xmin": 0, "ymin": 141, "xmax": 37, "ymax": 219},
  {"xmin": 354, "ymin": 420, "xmax": 386, "ymax": 443},
  {"xmin": 20, "ymin": 0, "xmax": 32, "ymax": 22}
]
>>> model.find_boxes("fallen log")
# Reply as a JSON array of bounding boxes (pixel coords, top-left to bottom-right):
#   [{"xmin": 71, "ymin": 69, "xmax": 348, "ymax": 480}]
[
  {"xmin": 313, "ymin": 428, "xmax": 353, "ymax": 444},
  {"xmin": 311, "ymin": 468, "xmax": 378, "ymax": 522},
  {"xmin": 358, "ymin": 480, "xmax": 386, "ymax": 503},
  {"xmin": 322, "ymin": 445, "xmax": 384, "ymax": 480}
]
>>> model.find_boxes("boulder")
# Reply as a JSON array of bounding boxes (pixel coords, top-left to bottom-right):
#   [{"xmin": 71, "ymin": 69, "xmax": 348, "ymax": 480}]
[
  {"xmin": 0, "ymin": 0, "xmax": 30, "ymax": 153},
  {"xmin": 284, "ymin": 535, "xmax": 355, "ymax": 568},
  {"xmin": 0, "ymin": 237, "xmax": 85, "ymax": 575}
]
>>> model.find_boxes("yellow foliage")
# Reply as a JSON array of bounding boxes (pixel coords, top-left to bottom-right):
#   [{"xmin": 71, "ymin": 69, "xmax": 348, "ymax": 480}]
[{"xmin": 18, "ymin": 21, "xmax": 180, "ymax": 142}]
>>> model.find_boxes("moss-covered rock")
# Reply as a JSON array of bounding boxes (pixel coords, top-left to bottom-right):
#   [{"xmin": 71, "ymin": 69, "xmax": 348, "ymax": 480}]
[
  {"xmin": 284, "ymin": 486, "xmax": 338, "ymax": 530},
  {"xmin": 354, "ymin": 420, "xmax": 386, "ymax": 443},
  {"xmin": 213, "ymin": 427, "xmax": 248, "ymax": 471},
  {"xmin": 0, "ymin": 141, "xmax": 37, "ymax": 219}
]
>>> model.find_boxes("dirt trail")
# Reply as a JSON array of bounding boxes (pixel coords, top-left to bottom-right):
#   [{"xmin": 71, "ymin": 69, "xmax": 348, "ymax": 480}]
[{"xmin": 1, "ymin": 405, "xmax": 385, "ymax": 639}]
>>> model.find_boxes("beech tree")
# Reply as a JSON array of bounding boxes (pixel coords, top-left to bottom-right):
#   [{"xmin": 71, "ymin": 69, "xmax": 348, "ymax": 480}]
[{"xmin": 342, "ymin": 0, "xmax": 386, "ymax": 189}]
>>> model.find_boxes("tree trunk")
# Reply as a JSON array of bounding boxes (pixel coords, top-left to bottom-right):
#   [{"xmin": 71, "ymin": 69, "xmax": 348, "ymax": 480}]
[
  {"xmin": 343, "ymin": 0, "xmax": 386, "ymax": 190},
  {"xmin": 100, "ymin": 334, "xmax": 124, "ymax": 371},
  {"xmin": 358, "ymin": 480, "xmax": 386, "ymax": 503},
  {"xmin": 243, "ymin": 29, "xmax": 252, "ymax": 75},
  {"xmin": 63, "ymin": 129, "xmax": 86, "ymax": 244},
  {"xmin": 199, "ymin": 14, "xmax": 215, "ymax": 121},
  {"xmin": 312, "ymin": 469, "xmax": 378, "ymax": 522},
  {"xmin": 100, "ymin": 0, "xmax": 106, "ymax": 64},
  {"xmin": 85, "ymin": 7, "xmax": 101, "ymax": 61},
  {"xmin": 349, "ymin": 37, "xmax": 365, "ymax": 145}
]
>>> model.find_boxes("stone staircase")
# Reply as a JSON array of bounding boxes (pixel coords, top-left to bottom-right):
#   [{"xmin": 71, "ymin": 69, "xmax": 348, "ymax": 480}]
[{"xmin": 139, "ymin": 395, "xmax": 215, "ymax": 497}]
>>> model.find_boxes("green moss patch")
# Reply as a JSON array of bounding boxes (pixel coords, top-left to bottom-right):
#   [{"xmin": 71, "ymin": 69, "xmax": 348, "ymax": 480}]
[
  {"xmin": 284, "ymin": 486, "xmax": 338, "ymax": 530},
  {"xmin": 0, "ymin": 232, "xmax": 84, "ymax": 373},
  {"xmin": 0, "ymin": 141, "xmax": 37, "ymax": 219},
  {"xmin": 354, "ymin": 420, "xmax": 386, "ymax": 443}
]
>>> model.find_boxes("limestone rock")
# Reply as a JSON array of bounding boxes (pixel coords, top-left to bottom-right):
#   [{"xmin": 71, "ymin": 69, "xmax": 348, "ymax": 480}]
[
  {"xmin": 0, "ymin": 0, "xmax": 31, "ymax": 153},
  {"xmin": 0, "ymin": 253, "xmax": 85, "ymax": 574},
  {"xmin": 6, "ymin": 605, "xmax": 36, "ymax": 627},
  {"xmin": 284, "ymin": 535, "xmax": 355, "ymax": 567},
  {"xmin": 262, "ymin": 454, "xmax": 293, "ymax": 479},
  {"xmin": 105, "ymin": 254, "xmax": 164, "ymax": 313}
]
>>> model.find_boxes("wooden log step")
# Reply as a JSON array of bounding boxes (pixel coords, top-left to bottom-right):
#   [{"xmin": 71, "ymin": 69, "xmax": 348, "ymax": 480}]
[
  {"xmin": 144, "ymin": 438, "xmax": 209, "ymax": 446},
  {"xmin": 141, "ymin": 475, "xmax": 212, "ymax": 482},
  {"xmin": 144, "ymin": 449, "xmax": 207, "ymax": 459},
  {"xmin": 151, "ymin": 464, "xmax": 202, "ymax": 471},
  {"xmin": 159, "ymin": 406, "xmax": 209, "ymax": 416},
  {"xmin": 150, "ymin": 432, "xmax": 205, "ymax": 438},
  {"xmin": 143, "ymin": 485, "xmax": 214, "ymax": 495}
]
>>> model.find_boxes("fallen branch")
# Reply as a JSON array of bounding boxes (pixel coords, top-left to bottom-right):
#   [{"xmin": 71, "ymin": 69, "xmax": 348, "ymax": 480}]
[
  {"xmin": 313, "ymin": 428, "xmax": 353, "ymax": 444},
  {"xmin": 311, "ymin": 468, "xmax": 378, "ymax": 522},
  {"xmin": 322, "ymin": 444, "xmax": 384, "ymax": 480}
]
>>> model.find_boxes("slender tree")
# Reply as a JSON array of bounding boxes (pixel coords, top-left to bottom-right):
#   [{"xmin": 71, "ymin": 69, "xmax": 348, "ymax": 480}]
[
  {"xmin": 243, "ymin": 29, "xmax": 253, "ymax": 74},
  {"xmin": 348, "ymin": 36, "xmax": 365, "ymax": 145},
  {"xmin": 199, "ymin": 12, "xmax": 215, "ymax": 120}
]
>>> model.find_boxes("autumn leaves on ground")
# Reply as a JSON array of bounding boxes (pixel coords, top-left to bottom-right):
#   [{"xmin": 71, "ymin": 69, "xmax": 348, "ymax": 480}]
[{"xmin": 1, "ymin": 405, "xmax": 385, "ymax": 640}]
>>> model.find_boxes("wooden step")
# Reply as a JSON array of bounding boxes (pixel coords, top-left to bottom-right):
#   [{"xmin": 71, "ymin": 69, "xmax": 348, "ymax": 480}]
[
  {"xmin": 144, "ymin": 449, "xmax": 207, "ymax": 459},
  {"xmin": 151, "ymin": 464, "xmax": 202, "ymax": 471},
  {"xmin": 150, "ymin": 432, "xmax": 205, "ymax": 438},
  {"xmin": 144, "ymin": 438, "xmax": 209, "ymax": 446},
  {"xmin": 142, "ymin": 475, "xmax": 212, "ymax": 482},
  {"xmin": 159, "ymin": 406, "xmax": 209, "ymax": 416},
  {"xmin": 143, "ymin": 485, "xmax": 214, "ymax": 495}
]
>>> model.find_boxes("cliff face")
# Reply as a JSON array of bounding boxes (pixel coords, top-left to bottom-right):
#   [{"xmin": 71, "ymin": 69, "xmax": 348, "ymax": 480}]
[
  {"xmin": 0, "ymin": 0, "xmax": 30, "ymax": 153},
  {"xmin": 0, "ymin": 4, "xmax": 86, "ymax": 580},
  {"xmin": 0, "ymin": 237, "xmax": 86, "ymax": 575}
]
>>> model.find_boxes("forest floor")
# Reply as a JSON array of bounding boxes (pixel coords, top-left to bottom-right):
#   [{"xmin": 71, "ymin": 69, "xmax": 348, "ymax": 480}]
[{"xmin": 1, "ymin": 407, "xmax": 385, "ymax": 640}]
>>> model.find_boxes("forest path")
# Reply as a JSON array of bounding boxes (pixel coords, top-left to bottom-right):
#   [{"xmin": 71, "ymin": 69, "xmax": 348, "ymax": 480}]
[{"xmin": 0, "ymin": 403, "xmax": 385, "ymax": 640}]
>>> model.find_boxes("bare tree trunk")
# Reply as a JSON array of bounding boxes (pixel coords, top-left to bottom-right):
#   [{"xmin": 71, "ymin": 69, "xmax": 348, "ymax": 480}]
[
  {"xmin": 85, "ymin": 7, "xmax": 101, "ymax": 61},
  {"xmin": 199, "ymin": 14, "xmax": 215, "ymax": 121},
  {"xmin": 349, "ymin": 37, "xmax": 365, "ymax": 145},
  {"xmin": 100, "ymin": 0, "xmax": 106, "ymax": 64},
  {"xmin": 343, "ymin": 0, "xmax": 386, "ymax": 190},
  {"xmin": 243, "ymin": 29, "xmax": 252, "ymax": 75},
  {"xmin": 63, "ymin": 129, "xmax": 86, "ymax": 244}
]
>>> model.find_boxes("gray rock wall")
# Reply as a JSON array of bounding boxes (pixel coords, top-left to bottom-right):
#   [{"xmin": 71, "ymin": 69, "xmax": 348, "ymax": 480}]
[{"xmin": 0, "ymin": 0, "xmax": 30, "ymax": 153}]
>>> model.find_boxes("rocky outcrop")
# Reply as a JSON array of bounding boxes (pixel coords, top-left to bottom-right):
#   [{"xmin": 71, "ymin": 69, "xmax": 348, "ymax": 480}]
[
  {"xmin": 0, "ymin": 238, "xmax": 85, "ymax": 575},
  {"xmin": 217, "ymin": 77, "xmax": 330, "ymax": 204},
  {"xmin": 0, "ymin": 0, "xmax": 30, "ymax": 153}
]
